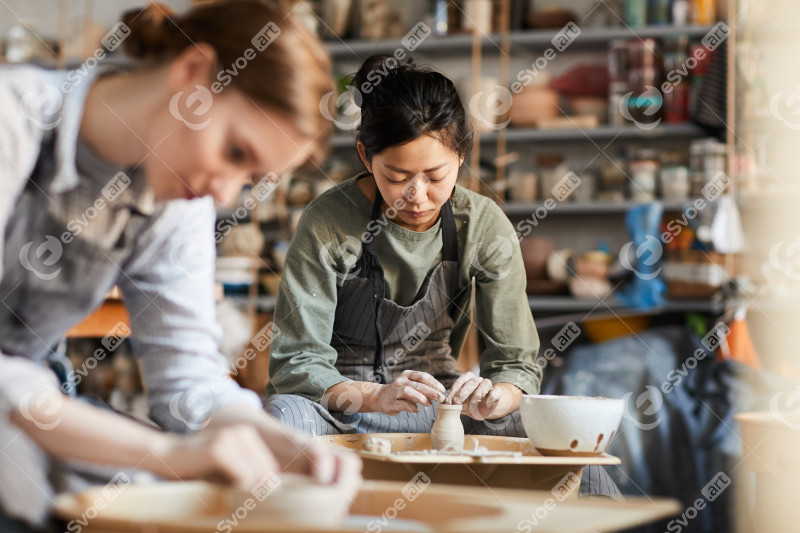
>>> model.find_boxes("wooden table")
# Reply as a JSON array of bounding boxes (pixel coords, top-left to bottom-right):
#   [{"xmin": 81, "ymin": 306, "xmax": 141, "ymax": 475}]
[
  {"xmin": 54, "ymin": 479, "xmax": 681, "ymax": 533},
  {"xmin": 66, "ymin": 299, "xmax": 130, "ymax": 338},
  {"xmin": 318, "ymin": 433, "xmax": 621, "ymax": 498}
]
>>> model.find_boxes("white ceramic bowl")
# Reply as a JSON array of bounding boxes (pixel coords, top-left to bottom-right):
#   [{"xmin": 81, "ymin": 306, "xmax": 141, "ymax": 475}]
[{"xmin": 520, "ymin": 395, "xmax": 624, "ymax": 456}]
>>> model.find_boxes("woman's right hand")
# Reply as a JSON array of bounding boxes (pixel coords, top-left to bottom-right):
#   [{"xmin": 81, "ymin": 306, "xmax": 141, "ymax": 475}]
[
  {"xmin": 159, "ymin": 424, "xmax": 279, "ymax": 489},
  {"xmin": 372, "ymin": 370, "xmax": 446, "ymax": 415}
]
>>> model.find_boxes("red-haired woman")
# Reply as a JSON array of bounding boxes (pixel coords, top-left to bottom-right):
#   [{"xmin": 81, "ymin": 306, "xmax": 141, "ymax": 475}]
[{"xmin": 0, "ymin": 3, "xmax": 360, "ymax": 530}]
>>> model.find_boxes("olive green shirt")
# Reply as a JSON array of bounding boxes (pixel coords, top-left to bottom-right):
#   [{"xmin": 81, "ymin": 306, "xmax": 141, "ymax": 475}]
[{"xmin": 267, "ymin": 175, "xmax": 542, "ymax": 401}]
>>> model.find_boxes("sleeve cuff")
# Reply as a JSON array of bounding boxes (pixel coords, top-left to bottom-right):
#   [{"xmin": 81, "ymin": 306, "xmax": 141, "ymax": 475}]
[
  {"xmin": 149, "ymin": 377, "xmax": 263, "ymax": 432},
  {"xmin": 269, "ymin": 369, "xmax": 351, "ymax": 404},
  {"xmin": 487, "ymin": 370, "xmax": 541, "ymax": 396}
]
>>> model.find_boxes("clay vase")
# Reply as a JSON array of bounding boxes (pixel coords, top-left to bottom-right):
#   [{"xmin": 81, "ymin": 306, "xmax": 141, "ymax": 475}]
[{"xmin": 431, "ymin": 404, "xmax": 465, "ymax": 452}]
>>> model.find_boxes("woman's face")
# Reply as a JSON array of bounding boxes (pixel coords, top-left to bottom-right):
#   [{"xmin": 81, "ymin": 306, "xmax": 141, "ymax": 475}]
[
  {"xmin": 140, "ymin": 46, "xmax": 312, "ymax": 206},
  {"xmin": 360, "ymin": 135, "xmax": 463, "ymax": 232}
]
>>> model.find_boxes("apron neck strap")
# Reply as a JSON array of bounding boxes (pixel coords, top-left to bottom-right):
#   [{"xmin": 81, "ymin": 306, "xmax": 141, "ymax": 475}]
[{"xmin": 362, "ymin": 187, "xmax": 459, "ymax": 384}]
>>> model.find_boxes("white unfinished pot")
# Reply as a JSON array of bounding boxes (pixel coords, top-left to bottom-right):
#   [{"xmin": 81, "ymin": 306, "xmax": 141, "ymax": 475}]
[
  {"xmin": 431, "ymin": 404, "xmax": 465, "ymax": 452},
  {"xmin": 520, "ymin": 395, "xmax": 624, "ymax": 456}
]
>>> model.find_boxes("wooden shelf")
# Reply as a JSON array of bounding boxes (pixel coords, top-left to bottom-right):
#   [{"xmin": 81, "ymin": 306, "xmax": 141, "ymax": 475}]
[
  {"xmin": 227, "ymin": 294, "xmax": 720, "ymax": 316},
  {"xmin": 227, "ymin": 295, "xmax": 277, "ymax": 312},
  {"xmin": 494, "ymin": 123, "xmax": 707, "ymax": 143},
  {"xmin": 331, "ymin": 123, "xmax": 707, "ymax": 148},
  {"xmin": 503, "ymin": 200, "xmax": 688, "ymax": 216},
  {"xmin": 325, "ymin": 25, "xmax": 716, "ymax": 59},
  {"xmin": 66, "ymin": 300, "xmax": 130, "ymax": 338},
  {"xmin": 528, "ymin": 295, "xmax": 724, "ymax": 314}
]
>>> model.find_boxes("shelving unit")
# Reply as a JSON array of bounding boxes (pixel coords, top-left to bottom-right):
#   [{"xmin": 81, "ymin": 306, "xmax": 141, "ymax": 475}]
[
  {"xmin": 503, "ymin": 200, "xmax": 688, "ymax": 216},
  {"xmin": 222, "ymin": 293, "xmax": 723, "ymax": 317},
  {"xmin": 528, "ymin": 295, "xmax": 724, "ymax": 314},
  {"xmin": 331, "ymin": 122, "xmax": 708, "ymax": 148},
  {"xmin": 325, "ymin": 25, "xmax": 717, "ymax": 58},
  {"xmin": 334, "ymin": 16, "xmax": 726, "ymax": 316},
  {"xmin": 219, "ymin": 9, "xmax": 733, "ymax": 320}
]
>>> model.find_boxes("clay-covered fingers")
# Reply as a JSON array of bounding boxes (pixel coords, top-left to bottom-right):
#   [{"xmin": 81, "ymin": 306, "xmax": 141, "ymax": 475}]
[
  {"xmin": 389, "ymin": 391, "xmax": 423, "ymax": 414},
  {"xmin": 305, "ymin": 441, "xmax": 336, "ymax": 485},
  {"xmin": 399, "ymin": 397, "xmax": 422, "ymax": 414},
  {"xmin": 374, "ymin": 372, "xmax": 446, "ymax": 415},
  {"xmin": 473, "ymin": 385, "xmax": 503, "ymax": 420},
  {"xmin": 467, "ymin": 378, "xmax": 495, "ymax": 413},
  {"xmin": 328, "ymin": 447, "xmax": 363, "ymax": 503},
  {"xmin": 202, "ymin": 425, "xmax": 279, "ymax": 489},
  {"xmin": 401, "ymin": 370, "xmax": 446, "ymax": 402},
  {"xmin": 445, "ymin": 372, "xmax": 483, "ymax": 405},
  {"xmin": 305, "ymin": 442, "xmax": 363, "ymax": 491},
  {"xmin": 374, "ymin": 382, "xmax": 425, "ymax": 415},
  {"xmin": 398, "ymin": 379, "xmax": 445, "ymax": 406}
]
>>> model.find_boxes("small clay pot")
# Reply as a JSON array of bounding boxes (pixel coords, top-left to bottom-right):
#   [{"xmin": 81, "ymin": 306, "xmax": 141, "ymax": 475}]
[
  {"xmin": 520, "ymin": 237, "xmax": 555, "ymax": 280},
  {"xmin": 431, "ymin": 404, "xmax": 465, "ymax": 452}
]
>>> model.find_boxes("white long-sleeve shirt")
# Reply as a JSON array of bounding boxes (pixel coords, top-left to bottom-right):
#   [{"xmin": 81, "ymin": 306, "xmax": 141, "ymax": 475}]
[{"xmin": 0, "ymin": 65, "xmax": 260, "ymax": 430}]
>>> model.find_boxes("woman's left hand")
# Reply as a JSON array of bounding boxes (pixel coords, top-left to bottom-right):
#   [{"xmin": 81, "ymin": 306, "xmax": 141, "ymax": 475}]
[{"xmin": 444, "ymin": 372, "xmax": 503, "ymax": 420}]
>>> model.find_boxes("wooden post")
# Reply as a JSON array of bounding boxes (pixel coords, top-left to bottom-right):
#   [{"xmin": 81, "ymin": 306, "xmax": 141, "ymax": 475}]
[
  {"xmin": 57, "ymin": 0, "xmax": 67, "ymax": 69},
  {"xmin": 469, "ymin": 11, "xmax": 481, "ymax": 192},
  {"xmin": 495, "ymin": 0, "xmax": 511, "ymax": 206},
  {"xmin": 724, "ymin": 0, "xmax": 736, "ymax": 282}
]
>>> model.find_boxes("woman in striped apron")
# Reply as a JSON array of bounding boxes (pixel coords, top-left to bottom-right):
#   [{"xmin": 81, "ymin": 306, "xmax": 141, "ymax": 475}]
[{"xmin": 265, "ymin": 55, "xmax": 621, "ymax": 498}]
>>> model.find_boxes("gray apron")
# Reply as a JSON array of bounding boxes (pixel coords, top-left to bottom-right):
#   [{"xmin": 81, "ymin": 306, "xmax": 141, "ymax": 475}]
[
  {"xmin": 0, "ymin": 134, "xmax": 145, "ymax": 528},
  {"xmin": 0, "ymin": 132, "xmax": 138, "ymax": 367},
  {"xmin": 265, "ymin": 188, "xmax": 622, "ymax": 499},
  {"xmin": 265, "ymin": 189, "xmax": 522, "ymax": 436}
]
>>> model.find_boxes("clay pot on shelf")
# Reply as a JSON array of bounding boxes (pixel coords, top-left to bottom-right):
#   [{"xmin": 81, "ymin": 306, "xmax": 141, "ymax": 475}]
[
  {"xmin": 507, "ymin": 171, "xmax": 538, "ymax": 203},
  {"xmin": 509, "ymin": 86, "xmax": 560, "ymax": 128},
  {"xmin": 525, "ymin": 7, "xmax": 577, "ymax": 29},
  {"xmin": 431, "ymin": 404, "xmax": 464, "ymax": 452},
  {"xmin": 319, "ymin": 0, "xmax": 353, "ymax": 39},
  {"xmin": 570, "ymin": 96, "xmax": 608, "ymax": 125},
  {"xmin": 520, "ymin": 237, "xmax": 555, "ymax": 280}
]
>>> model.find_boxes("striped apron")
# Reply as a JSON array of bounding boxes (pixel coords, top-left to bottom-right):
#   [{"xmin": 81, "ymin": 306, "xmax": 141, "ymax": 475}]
[
  {"xmin": 266, "ymin": 189, "xmax": 527, "ymax": 436},
  {"xmin": 265, "ymin": 189, "xmax": 622, "ymax": 499}
]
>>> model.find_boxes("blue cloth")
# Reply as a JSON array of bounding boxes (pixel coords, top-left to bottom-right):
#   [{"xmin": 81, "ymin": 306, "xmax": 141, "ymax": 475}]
[
  {"xmin": 540, "ymin": 325, "xmax": 786, "ymax": 533},
  {"xmin": 616, "ymin": 202, "xmax": 666, "ymax": 309}
]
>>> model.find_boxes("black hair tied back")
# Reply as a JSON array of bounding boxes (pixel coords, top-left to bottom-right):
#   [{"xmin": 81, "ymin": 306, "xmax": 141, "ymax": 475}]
[{"xmin": 352, "ymin": 54, "xmax": 472, "ymax": 162}]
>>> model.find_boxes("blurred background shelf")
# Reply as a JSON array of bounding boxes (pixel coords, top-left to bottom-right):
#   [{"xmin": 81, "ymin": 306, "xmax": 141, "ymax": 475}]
[
  {"xmin": 325, "ymin": 25, "xmax": 717, "ymax": 58},
  {"xmin": 227, "ymin": 295, "xmax": 278, "ymax": 313},
  {"xmin": 503, "ymin": 200, "xmax": 688, "ymax": 216},
  {"xmin": 224, "ymin": 294, "xmax": 724, "ymax": 316},
  {"xmin": 331, "ymin": 123, "xmax": 708, "ymax": 148},
  {"xmin": 528, "ymin": 295, "xmax": 724, "ymax": 314}
]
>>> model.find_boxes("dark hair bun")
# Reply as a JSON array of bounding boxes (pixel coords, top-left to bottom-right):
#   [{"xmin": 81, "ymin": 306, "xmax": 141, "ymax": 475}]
[
  {"xmin": 353, "ymin": 55, "xmax": 410, "ymax": 89},
  {"xmin": 121, "ymin": 3, "xmax": 179, "ymax": 60},
  {"xmin": 352, "ymin": 54, "xmax": 472, "ymax": 162}
]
